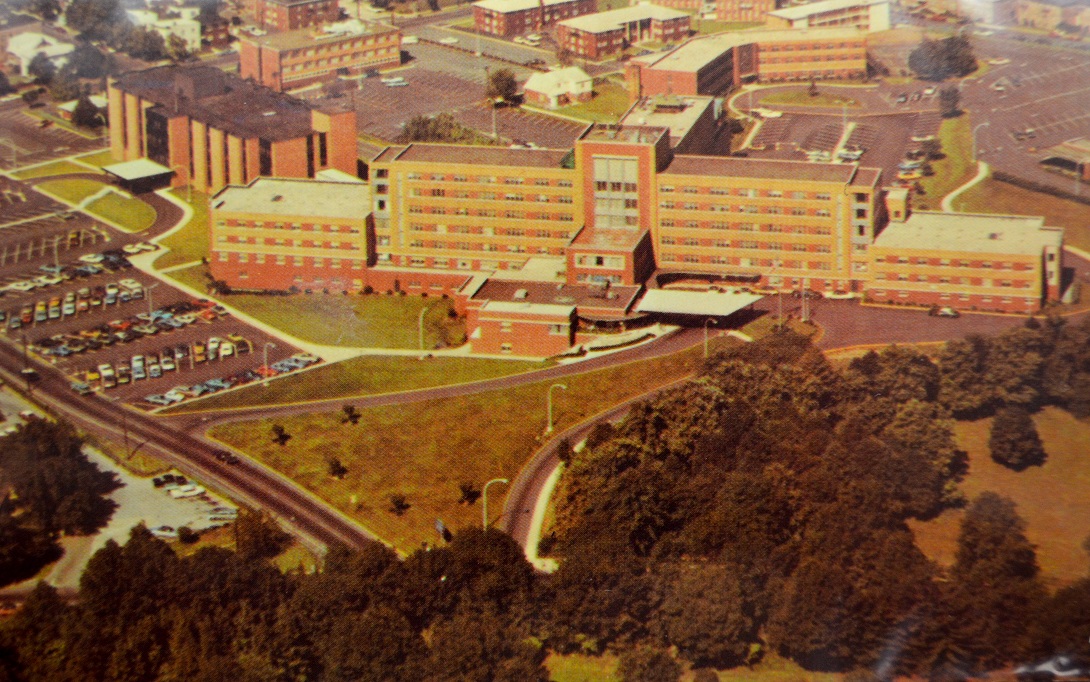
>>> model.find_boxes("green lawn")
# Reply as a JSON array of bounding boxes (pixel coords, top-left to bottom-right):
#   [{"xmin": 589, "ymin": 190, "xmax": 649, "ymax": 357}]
[
  {"xmin": 952, "ymin": 179, "xmax": 1090, "ymax": 252},
  {"xmin": 545, "ymin": 650, "xmax": 839, "ymax": 682},
  {"xmin": 13, "ymin": 160, "xmax": 99, "ymax": 180},
  {"xmin": 165, "ymin": 264, "xmax": 467, "ymax": 349},
  {"xmin": 161, "ymin": 354, "xmax": 542, "ymax": 413},
  {"xmin": 759, "ymin": 89, "xmax": 860, "ymax": 108},
  {"xmin": 546, "ymin": 652, "xmax": 621, "ymax": 682},
  {"xmin": 914, "ymin": 114, "xmax": 975, "ymax": 211},
  {"xmin": 77, "ymin": 150, "xmax": 118, "ymax": 169},
  {"xmin": 153, "ymin": 188, "xmax": 210, "ymax": 269},
  {"xmin": 35, "ymin": 178, "xmax": 107, "ymax": 204},
  {"xmin": 85, "ymin": 192, "xmax": 157, "ymax": 232},
  {"xmin": 208, "ymin": 334, "xmax": 734, "ymax": 552},
  {"xmin": 908, "ymin": 407, "xmax": 1090, "ymax": 588},
  {"xmin": 554, "ymin": 80, "xmax": 631, "ymax": 123},
  {"xmin": 694, "ymin": 19, "xmax": 763, "ymax": 34}
]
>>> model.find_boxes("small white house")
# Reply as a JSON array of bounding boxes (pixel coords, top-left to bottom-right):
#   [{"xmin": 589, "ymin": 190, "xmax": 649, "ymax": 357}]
[
  {"xmin": 127, "ymin": 9, "xmax": 202, "ymax": 52},
  {"xmin": 523, "ymin": 66, "xmax": 593, "ymax": 110},
  {"xmin": 6, "ymin": 32, "xmax": 74, "ymax": 75}
]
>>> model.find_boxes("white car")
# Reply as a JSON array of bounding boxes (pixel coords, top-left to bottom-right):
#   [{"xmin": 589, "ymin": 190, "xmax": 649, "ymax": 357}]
[
  {"xmin": 438, "ymin": 36, "xmax": 459, "ymax": 44},
  {"xmin": 219, "ymin": 341, "xmax": 235, "ymax": 358},
  {"xmin": 78, "ymin": 253, "xmax": 105, "ymax": 264},
  {"xmin": 122, "ymin": 243, "xmax": 143, "ymax": 254},
  {"xmin": 169, "ymin": 484, "xmax": 206, "ymax": 499}
]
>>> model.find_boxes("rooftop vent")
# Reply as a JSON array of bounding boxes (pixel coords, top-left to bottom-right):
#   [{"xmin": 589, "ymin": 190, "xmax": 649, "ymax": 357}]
[
  {"xmin": 989, "ymin": 232, "xmax": 1000, "ymax": 240},
  {"xmin": 271, "ymin": 195, "xmax": 283, "ymax": 202},
  {"xmin": 514, "ymin": 288, "xmax": 529, "ymax": 300}
]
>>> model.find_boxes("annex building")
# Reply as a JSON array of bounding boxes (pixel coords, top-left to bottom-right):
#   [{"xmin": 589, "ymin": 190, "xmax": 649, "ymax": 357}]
[
  {"xmin": 765, "ymin": 0, "xmax": 891, "ymax": 32},
  {"xmin": 250, "ymin": 0, "xmax": 340, "ymax": 32},
  {"xmin": 107, "ymin": 65, "xmax": 358, "ymax": 194},
  {"xmin": 472, "ymin": 0, "xmax": 596, "ymax": 37},
  {"xmin": 239, "ymin": 19, "xmax": 402, "ymax": 92},
  {"xmin": 555, "ymin": 4, "xmax": 692, "ymax": 59}
]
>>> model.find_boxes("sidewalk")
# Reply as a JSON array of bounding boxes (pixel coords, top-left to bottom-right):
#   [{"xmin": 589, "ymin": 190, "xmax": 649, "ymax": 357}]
[{"xmin": 942, "ymin": 160, "xmax": 990, "ymax": 211}]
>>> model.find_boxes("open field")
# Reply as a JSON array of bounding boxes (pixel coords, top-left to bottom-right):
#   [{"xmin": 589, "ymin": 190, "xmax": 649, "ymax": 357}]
[
  {"xmin": 915, "ymin": 115, "xmax": 975, "ymax": 210},
  {"xmin": 952, "ymin": 179, "xmax": 1090, "ymax": 252},
  {"xmin": 164, "ymin": 264, "xmax": 466, "ymax": 348},
  {"xmin": 13, "ymin": 160, "xmax": 97, "ymax": 179},
  {"xmin": 35, "ymin": 178, "xmax": 106, "ymax": 204},
  {"xmin": 546, "ymin": 653, "xmax": 621, "ymax": 682},
  {"xmin": 153, "ymin": 188, "xmax": 209, "ymax": 269},
  {"xmin": 76, "ymin": 150, "xmax": 117, "ymax": 169},
  {"xmin": 555, "ymin": 80, "xmax": 631, "ymax": 123},
  {"xmin": 208, "ymin": 335, "xmax": 734, "ymax": 552},
  {"xmin": 909, "ymin": 406, "xmax": 1090, "ymax": 588},
  {"xmin": 163, "ymin": 354, "xmax": 543, "ymax": 413},
  {"xmin": 86, "ymin": 192, "xmax": 156, "ymax": 232},
  {"xmin": 546, "ymin": 651, "xmax": 842, "ymax": 682}
]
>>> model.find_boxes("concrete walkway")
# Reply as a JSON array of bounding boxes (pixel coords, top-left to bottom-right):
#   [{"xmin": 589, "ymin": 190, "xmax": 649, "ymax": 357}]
[{"xmin": 942, "ymin": 160, "xmax": 990, "ymax": 212}]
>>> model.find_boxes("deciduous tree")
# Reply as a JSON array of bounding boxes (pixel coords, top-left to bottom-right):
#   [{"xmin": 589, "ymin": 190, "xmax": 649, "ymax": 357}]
[{"xmin": 988, "ymin": 406, "xmax": 1046, "ymax": 470}]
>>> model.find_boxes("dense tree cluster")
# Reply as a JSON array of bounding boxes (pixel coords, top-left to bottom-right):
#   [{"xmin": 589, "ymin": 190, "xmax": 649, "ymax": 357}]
[
  {"xmin": 0, "ymin": 420, "xmax": 120, "ymax": 587},
  {"xmin": 908, "ymin": 35, "xmax": 977, "ymax": 81},
  {"xmin": 396, "ymin": 113, "xmax": 485, "ymax": 145},
  {"xmin": 65, "ymin": 0, "xmax": 167, "ymax": 62}
]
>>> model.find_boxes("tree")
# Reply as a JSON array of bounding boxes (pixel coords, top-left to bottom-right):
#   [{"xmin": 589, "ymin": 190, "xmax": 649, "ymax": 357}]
[
  {"xmin": 70, "ymin": 42, "xmax": 111, "ymax": 79},
  {"xmin": 73, "ymin": 94, "xmax": 104, "ymax": 128},
  {"xmin": 656, "ymin": 563, "xmax": 756, "ymax": 668},
  {"xmin": 396, "ymin": 113, "xmax": 478, "ymax": 144},
  {"xmin": 0, "ymin": 72, "xmax": 13, "ymax": 96},
  {"xmin": 458, "ymin": 481, "xmax": 481, "ymax": 505},
  {"xmin": 988, "ymin": 406, "xmax": 1046, "ymax": 470},
  {"xmin": 938, "ymin": 86, "xmax": 961, "ymax": 118},
  {"xmin": 486, "ymin": 68, "xmax": 518, "ymax": 104},
  {"xmin": 328, "ymin": 457, "xmax": 349, "ymax": 479},
  {"xmin": 808, "ymin": 79, "xmax": 818, "ymax": 97},
  {"xmin": 27, "ymin": 52, "xmax": 56, "ymax": 84},
  {"xmin": 342, "ymin": 404, "xmax": 362, "ymax": 425},
  {"xmin": 920, "ymin": 137, "xmax": 943, "ymax": 160},
  {"xmin": 389, "ymin": 494, "xmax": 410, "ymax": 516},
  {"xmin": 271, "ymin": 424, "xmax": 291, "ymax": 446},
  {"xmin": 167, "ymin": 33, "xmax": 189, "ymax": 62},
  {"xmin": 49, "ymin": 65, "xmax": 81, "ymax": 102},
  {"xmin": 908, "ymin": 36, "xmax": 976, "ymax": 81},
  {"xmin": 24, "ymin": 0, "xmax": 62, "ymax": 21},
  {"xmin": 618, "ymin": 646, "xmax": 681, "ymax": 682},
  {"xmin": 425, "ymin": 605, "xmax": 548, "ymax": 682},
  {"xmin": 65, "ymin": 0, "xmax": 123, "ymax": 40},
  {"xmin": 233, "ymin": 510, "xmax": 292, "ymax": 560}
]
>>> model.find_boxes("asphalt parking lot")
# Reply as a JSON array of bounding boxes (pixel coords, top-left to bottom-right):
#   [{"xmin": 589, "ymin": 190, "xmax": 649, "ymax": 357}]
[{"xmin": 0, "ymin": 100, "xmax": 105, "ymax": 171}]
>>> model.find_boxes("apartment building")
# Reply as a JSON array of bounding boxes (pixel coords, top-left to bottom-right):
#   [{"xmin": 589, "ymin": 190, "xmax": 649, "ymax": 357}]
[
  {"xmin": 253, "ymin": 0, "xmax": 340, "ymax": 31},
  {"xmin": 107, "ymin": 65, "xmax": 358, "ymax": 194},
  {"xmin": 472, "ymin": 0, "xmax": 596, "ymax": 37},
  {"xmin": 865, "ymin": 211, "xmax": 1064, "ymax": 313},
  {"xmin": 209, "ymin": 178, "xmax": 371, "ymax": 292},
  {"xmin": 239, "ymin": 19, "xmax": 401, "ymax": 92},
  {"xmin": 716, "ymin": 0, "xmax": 781, "ymax": 23},
  {"xmin": 127, "ymin": 8, "xmax": 202, "ymax": 52},
  {"xmin": 766, "ymin": 0, "xmax": 891, "ymax": 32},
  {"xmin": 556, "ymin": 5, "xmax": 692, "ymax": 60},
  {"xmin": 625, "ymin": 27, "xmax": 866, "ymax": 99}
]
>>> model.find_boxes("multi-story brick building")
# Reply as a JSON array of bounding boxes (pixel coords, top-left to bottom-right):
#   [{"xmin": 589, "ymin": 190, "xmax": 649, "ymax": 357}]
[
  {"xmin": 253, "ymin": 0, "xmax": 340, "ymax": 32},
  {"xmin": 865, "ymin": 210, "xmax": 1064, "ymax": 313},
  {"xmin": 239, "ymin": 19, "xmax": 401, "ymax": 92},
  {"xmin": 765, "ymin": 0, "xmax": 891, "ymax": 32},
  {"xmin": 209, "ymin": 178, "xmax": 371, "ymax": 292},
  {"xmin": 107, "ymin": 65, "xmax": 358, "ymax": 194},
  {"xmin": 716, "ymin": 0, "xmax": 781, "ymax": 23},
  {"xmin": 473, "ymin": 0, "xmax": 596, "ymax": 37},
  {"xmin": 557, "ymin": 5, "xmax": 691, "ymax": 60},
  {"xmin": 625, "ymin": 27, "xmax": 866, "ymax": 99}
]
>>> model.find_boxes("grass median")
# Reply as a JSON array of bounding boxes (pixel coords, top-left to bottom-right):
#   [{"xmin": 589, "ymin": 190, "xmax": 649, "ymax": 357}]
[
  {"xmin": 909, "ymin": 406, "xmax": 1090, "ymax": 587},
  {"xmin": 86, "ymin": 192, "xmax": 157, "ymax": 232},
  {"xmin": 153, "ymin": 188, "xmax": 209, "ymax": 269},
  {"xmin": 208, "ymin": 334, "xmax": 738, "ymax": 552},
  {"xmin": 759, "ymin": 90, "xmax": 860, "ymax": 108},
  {"xmin": 13, "ymin": 160, "xmax": 99, "ymax": 180},
  {"xmin": 915, "ymin": 114, "xmax": 975, "ymax": 210},
  {"xmin": 35, "ymin": 178, "xmax": 106, "ymax": 204}
]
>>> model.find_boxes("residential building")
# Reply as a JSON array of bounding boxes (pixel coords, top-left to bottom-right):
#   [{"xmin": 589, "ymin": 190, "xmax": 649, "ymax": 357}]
[
  {"xmin": 6, "ymin": 31, "xmax": 72, "ymax": 75},
  {"xmin": 0, "ymin": 14, "xmax": 43, "ymax": 69},
  {"xmin": 958, "ymin": 0, "xmax": 1017, "ymax": 24},
  {"xmin": 472, "ymin": 0, "xmax": 596, "ymax": 37},
  {"xmin": 127, "ymin": 8, "xmax": 202, "ymax": 53},
  {"xmin": 625, "ymin": 27, "xmax": 866, "ymax": 99},
  {"xmin": 556, "ymin": 4, "xmax": 692, "ymax": 60},
  {"xmin": 523, "ymin": 66, "xmax": 593, "ymax": 109},
  {"xmin": 865, "ymin": 210, "xmax": 1064, "ymax": 313},
  {"xmin": 209, "ymin": 177, "xmax": 371, "ymax": 292},
  {"xmin": 253, "ymin": 0, "xmax": 340, "ymax": 31},
  {"xmin": 765, "ymin": 0, "xmax": 891, "ymax": 32},
  {"xmin": 107, "ymin": 65, "xmax": 358, "ymax": 194},
  {"xmin": 716, "ymin": 0, "xmax": 782, "ymax": 23},
  {"xmin": 239, "ymin": 19, "xmax": 401, "ymax": 92},
  {"xmin": 1014, "ymin": 0, "xmax": 1089, "ymax": 28}
]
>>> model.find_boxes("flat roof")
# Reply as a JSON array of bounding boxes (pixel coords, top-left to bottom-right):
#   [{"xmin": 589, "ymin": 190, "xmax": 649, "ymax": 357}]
[
  {"xmin": 315, "ymin": 168, "xmax": 365, "ymax": 183},
  {"xmin": 473, "ymin": 0, "xmax": 583, "ymax": 13},
  {"xmin": 664, "ymin": 155, "xmax": 864, "ymax": 183},
  {"xmin": 241, "ymin": 19, "xmax": 396, "ymax": 50},
  {"xmin": 873, "ymin": 211, "xmax": 1063, "ymax": 255},
  {"xmin": 473, "ymin": 279, "xmax": 641, "ymax": 311},
  {"xmin": 580, "ymin": 123, "xmax": 668, "ymax": 145},
  {"xmin": 211, "ymin": 178, "xmax": 370, "ymax": 218},
  {"xmin": 102, "ymin": 158, "xmax": 173, "ymax": 181},
  {"xmin": 558, "ymin": 4, "xmax": 688, "ymax": 33},
  {"xmin": 480, "ymin": 300, "xmax": 576, "ymax": 316},
  {"xmin": 1041, "ymin": 137, "xmax": 1090, "ymax": 162},
  {"xmin": 635, "ymin": 26, "xmax": 865, "ymax": 73},
  {"xmin": 571, "ymin": 226, "xmax": 647, "ymax": 252},
  {"xmin": 769, "ymin": 0, "xmax": 887, "ymax": 20},
  {"xmin": 636, "ymin": 288, "xmax": 763, "ymax": 315},
  {"xmin": 620, "ymin": 96, "xmax": 715, "ymax": 145},
  {"xmin": 388, "ymin": 143, "xmax": 571, "ymax": 168}
]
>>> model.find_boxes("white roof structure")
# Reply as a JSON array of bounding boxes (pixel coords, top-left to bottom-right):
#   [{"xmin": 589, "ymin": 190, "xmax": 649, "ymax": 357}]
[
  {"xmin": 559, "ymin": 4, "xmax": 688, "ymax": 33},
  {"xmin": 474, "ymin": 0, "xmax": 582, "ymax": 14},
  {"xmin": 480, "ymin": 300, "xmax": 576, "ymax": 317},
  {"xmin": 315, "ymin": 168, "xmax": 366, "ymax": 183},
  {"xmin": 768, "ymin": 0, "xmax": 887, "ymax": 20},
  {"xmin": 636, "ymin": 288, "xmax": 763, "ymax": 316},
  {"xmin": 873, "ymin": 211, "xmax": 1064, "ymax": 255},
  {"xmin": 523, "ymin": 67, "xmax": 592, "ymax": 98},
  {"xmin": 58, "ymin": 95, "xmax": 108, "ymax": 113},
  {"xmin": 102, "ymin": 159, "xmax": 173, "ymax": 181},
  {"xmin": 211, "ymin": 178, "xmax": 371, "ymax": 219},
  {"xmin": 7, "ymin": 32, "xmax": 73, "ymax": 74}
]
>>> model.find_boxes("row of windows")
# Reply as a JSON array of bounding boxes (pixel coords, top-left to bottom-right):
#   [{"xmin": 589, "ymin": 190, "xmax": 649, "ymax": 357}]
[
  {"xmin": 661, "ymin": 220, "xmax": 834, "ymax": 234},
  {"xmin": 764, "ymin": 41, "xmax": 864, "ymax": 51},
  {"xmin": 408, "ymin": 224, "xmax": 572, "ymax": 237},
  {"xmin": 217, "ymin": 251, "xmax": 364, "ymax": 268},
  {"xmin": 761, "ymin": 55, "xmax": 864, "ymax": 64},
  {"xmin": 660, "ymin": 253, "xmax": 833, "ymax": 269},
  {"xmin": 220, "ymin": 235, "xmax": 363, "ymax": 250},
  {"xmin": 407, "ymin": 190, "xmax": 573, "ymax": 204},
  {"xmin": 662, "ymin": 237, "xmax": 832, "ymax": 252},
  {"xmin": 881, "ymin": 255, "xmax": 1031, "ymax": 270},
  {"xmin": 870, "ymin": 291, "xmax": 1031, "ymax": 305},
  {"xmin": 284, "ymin": 35, "xmax": 396, "ymax": 58},
  {"xmin": 660, "ymin": 186, "xmax": 833, "ymax": 200},
  {"xmin": 660, "ymin": 202, "xmax": 833, "ymax": 216},
  {"xmin": 283, "ymin": 49, "xmax": 396, "ymax": 70},
  {"xmin": 401, "ymin": 171, "xmax": 573, "ymax": 187},
  {"xmin": 873, "ymin": 273, "xmax": 1031, "ymax": 288},
  {"xmin": 217, "ymin": 220, "xmax": 359, "ymax": 233},
  {"xmin": 406, "ymin": 241, "xmax": 558, "ymax": 254}
]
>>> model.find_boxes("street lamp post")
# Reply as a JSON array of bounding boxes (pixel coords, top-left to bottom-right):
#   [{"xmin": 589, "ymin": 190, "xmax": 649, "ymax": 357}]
[
  {"xmin": 418, "ymin": 304, "xmax": 432, "ymax": 351},
  {"xmin": 263, "ymin": 342, "xmax": 276, "ymax": 387},
  {"xmin": 972, "ymin": 121, "xmax": 990, "ymax": 162},
  {"xmin": 482, "ymin": 477, "xmax": 508, "ymax": 529},
  {"xmin": 546, "ymin": 383, "xmax": 567, "ymax": 435},
  {"xmin": 703, "ymin": 317, "xmax": 716, "ymax": 358},
  {"xmin": 145, "ymin": 282, "xmax": 159, "ymax": 318}
]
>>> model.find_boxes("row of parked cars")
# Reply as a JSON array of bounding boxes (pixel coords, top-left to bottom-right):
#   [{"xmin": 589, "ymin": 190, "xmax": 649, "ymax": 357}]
[
  {"xmin": 6, "ymin": 278, "xmax": 146, "ymax": 331},
  {"xmin": 0, "ymin": 247, "xmax": 146, "ymax": 297},
  {"xmin": 141, "ymin": 352, "xmax": 321, "ymax": 406}
]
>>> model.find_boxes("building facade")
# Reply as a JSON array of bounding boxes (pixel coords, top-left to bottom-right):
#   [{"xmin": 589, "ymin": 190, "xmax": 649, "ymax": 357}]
[
  {"xmin": 472, "ymin": 0, "xmax": 596, "ymax": 37},
  {"xmin": 556, "ymin": 5, "xmax": 692, "ymax": 59},
  {"xmin": 765, "ymin": 0, "xmax": 891, "ymax": 32},
  {"xmin": 107, "ymin": 65, "xmax": 358, "ymax": 194},
  {"xmin": 239, "ymin": 19, "xmax": 401, "ymax": 92},
  {"xmin": 253, "ymin": 0, "xmax": 340, "ymax": 31},
  {"xmin": 523, "ymin": 66, "xmax": 593, "ymax": 109},
  {"xmin": 716, "ymin": 0, "xmax": 780, "ymax": 23}
]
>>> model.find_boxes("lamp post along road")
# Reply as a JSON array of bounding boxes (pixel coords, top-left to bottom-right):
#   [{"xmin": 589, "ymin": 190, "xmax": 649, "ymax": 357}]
[
  {"xmin": 482, "ymin": 477, "xmax": 508, "ymax": 529},
  {"xmin": 546, "ymin": 383, "xmax": 567, "ymax": 434},
  {"xmin": 145, "ymin": 282, "xmax": 159, "ymax": 319},
  {"xmin": 703, "ymin": 317, "xmax": 716, "ymax": 358},
  {"xmin": 263, "ymin": 342, "xmax": 276, "ymax": 387},
  {"xmin": 418, "ymin": 304, "xmax": 432, "ymax": 351}
]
